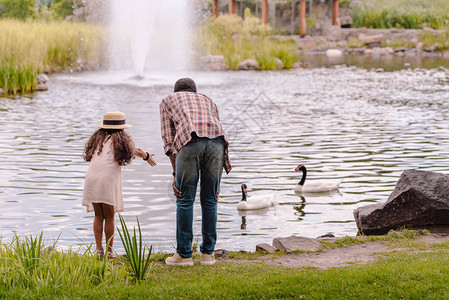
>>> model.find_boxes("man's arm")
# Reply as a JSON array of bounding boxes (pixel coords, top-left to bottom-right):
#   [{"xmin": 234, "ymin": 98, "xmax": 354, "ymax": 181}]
[{"xmin": 160, "ymin": 101, "xmax": 175, "ymax": 155}]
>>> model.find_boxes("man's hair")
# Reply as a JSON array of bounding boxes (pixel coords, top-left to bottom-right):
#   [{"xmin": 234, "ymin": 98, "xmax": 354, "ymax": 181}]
[{"xmin": 174, "ymin": 78, "xmax": 197, "ymax": 93}]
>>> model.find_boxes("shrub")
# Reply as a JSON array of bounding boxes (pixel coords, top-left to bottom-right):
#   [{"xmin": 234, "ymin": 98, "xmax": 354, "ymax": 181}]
[
  {"xmin": 50, "ymin": 0, "xmax": 81, "ymax": 20},
  {"xmin": 197, "ymin": 8, "xmax": 298, "ymax": 70},
  {"xmin": 0, "ymin": 0, "xmax": 35, "ymax": 20}
]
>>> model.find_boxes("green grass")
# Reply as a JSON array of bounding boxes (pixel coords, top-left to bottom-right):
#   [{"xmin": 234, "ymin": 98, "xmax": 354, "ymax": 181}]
[
  {"xmin": 0, "ymin": 19, "xmax": 105, "ymax": 95},
  {"xmin": 2, "ymin": 243, "xmax": 449, "ymax": 298},
  {"xmin": 351, "ymin": 0, "xmax": 449, "ymax": 29},
  {"xmin": 0, "ymin": 61, "xmax": 38, "ymax": 95},
  {"xmin": 197, "ymin": 8, "xmax": 299, "ymax": 70},
  {"xmin": 2, "ymin": 229, "xmax": 449, "ymax": 298}
]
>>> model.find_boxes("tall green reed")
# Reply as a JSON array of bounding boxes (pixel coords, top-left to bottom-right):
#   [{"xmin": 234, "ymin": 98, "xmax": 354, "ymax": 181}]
[
  {"xmin": 0, "ymin": 62, "xmax": 38, "ymax": 95},
  {"xmin": 0, "ymin": 232, "xmax": 127, "ymax": 293},
  {"xmin": 117, "ymin": 214, "xmax": 152, "ymax": 281}
]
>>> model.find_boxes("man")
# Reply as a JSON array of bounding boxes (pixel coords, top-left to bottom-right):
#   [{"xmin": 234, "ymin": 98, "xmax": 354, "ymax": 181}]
[{"xmin": 160, "ymin": 78, "xmax": 231, "ymax": 266}]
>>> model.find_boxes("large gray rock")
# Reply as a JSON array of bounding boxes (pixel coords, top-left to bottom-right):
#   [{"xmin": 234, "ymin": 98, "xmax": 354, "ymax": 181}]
[
  {"xmin": 37, "ymin": 73, "xmax": 49, "ymax": 84},
  {"xmin": 35, "ymin": 83, "xmax": 48, "ymax": 91},
  {"xmin": 325, "ymin": 25, "xmax": 347, "ymax": 42},
  {"xmin": 354, "ymin": 170, "xmax": 449, "ymax": 235},
  {"xmin": 274, "ymin": 57, "xmax": 284, "ymax": 70},
  {"xmin": 273, "ymin": 236, "xmax": 321, "ymax": 252},
  {"xmin": 256, "ymin": 243, "xmax": 276, "ymax": 254},
  {"xmin": 200, "ymin": 55, "xmax": 227, "ymax": 71},
  {"xmin": 238, "ymin": 59, "xmax": 260, "ymax": 70}
]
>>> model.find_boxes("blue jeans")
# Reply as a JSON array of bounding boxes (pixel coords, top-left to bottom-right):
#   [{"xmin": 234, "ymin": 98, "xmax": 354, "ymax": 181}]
[{"xmin": 175, "ymin": 136, "xmax": 224, "ymax": 258}]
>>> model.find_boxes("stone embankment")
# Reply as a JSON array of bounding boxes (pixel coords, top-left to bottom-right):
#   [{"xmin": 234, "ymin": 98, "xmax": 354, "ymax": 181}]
[{"xmin": 280, "ymin": 26, "xmax": 449, "ymax": 59}]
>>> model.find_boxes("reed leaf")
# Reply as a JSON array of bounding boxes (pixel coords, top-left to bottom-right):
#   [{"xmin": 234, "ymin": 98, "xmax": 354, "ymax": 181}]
[{"xmin": 117, "ymin": 214, "xmax": 152, "ymax": 281}]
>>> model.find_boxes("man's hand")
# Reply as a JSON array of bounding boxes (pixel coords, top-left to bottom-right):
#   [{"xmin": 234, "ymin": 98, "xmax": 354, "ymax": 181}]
[{"xmin": 172, "ymin": 177, "xmax": 182, "ymax": 199}]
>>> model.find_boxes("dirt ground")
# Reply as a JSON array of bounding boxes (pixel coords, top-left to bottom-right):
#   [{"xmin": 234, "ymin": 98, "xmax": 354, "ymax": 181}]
[{"xmin": 227, "ymin": 234, "xmax": 449, "ymax": 269}]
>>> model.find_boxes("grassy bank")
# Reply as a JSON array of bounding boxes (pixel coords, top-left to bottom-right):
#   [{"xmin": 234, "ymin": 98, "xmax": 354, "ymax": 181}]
[
  {"xmin": 2, "ymin": 231, "xmax": 449, "ymax": 298},
  {"xmin": 0, "ymin": 19, "xmax": 105, "ymax": 95},
  {"xmin": 351, "ymin": 0, "xmax": 449, "ymax": 29},
  {"xmin": 197, "ymin": 9, "xmax": 299, "ymax": 70}
]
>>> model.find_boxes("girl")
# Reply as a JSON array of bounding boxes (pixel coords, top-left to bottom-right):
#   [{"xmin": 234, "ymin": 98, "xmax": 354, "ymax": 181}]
[{"xmin": 82, "ymin": 111, "xmax": 156, "ymax": 258}]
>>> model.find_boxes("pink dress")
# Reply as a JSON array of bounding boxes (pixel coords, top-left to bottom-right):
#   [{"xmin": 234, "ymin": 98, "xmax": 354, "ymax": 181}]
[{"xmin": 82, "ymin": 139, "xmax": 124, "ymax": 212}]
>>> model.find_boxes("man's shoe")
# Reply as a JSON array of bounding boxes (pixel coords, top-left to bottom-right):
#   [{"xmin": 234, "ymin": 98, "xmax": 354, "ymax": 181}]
[
  {"xmin": 200, "ymin": 253, "xmax": 216, "ymax": 265},
  {"xmin": 165, "ymin": 253, "xmax": 194, "ymax": 266}
]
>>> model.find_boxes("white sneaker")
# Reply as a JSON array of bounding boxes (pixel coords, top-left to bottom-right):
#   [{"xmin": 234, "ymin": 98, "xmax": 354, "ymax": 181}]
[
  {"xmin": 165, "ymin": 253, "xmax": 194, "ymax": 266},
  {"xmin": 200, "ymin": 253, "xmax": 216, "ymax": 265}
]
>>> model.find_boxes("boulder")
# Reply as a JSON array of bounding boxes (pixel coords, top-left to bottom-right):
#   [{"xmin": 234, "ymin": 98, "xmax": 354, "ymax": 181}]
[
  {"xmin": 354, "ymin": 170, "xmax": 449, "ymax": 235},
  {"xmin": 35, "ymin": 83, "xmax": 48, "ymax": 91},
  {"xmin": 37, "ymin": 73, "xmax": 49, "ymax": 84},
  {"xmin": 326, "ymin": 49, "xmax": 343, "ymax": 57},
  {"xmin": 256, "ymin": 243, "xmax": 276, "ymax": 254},
  {"xmin": 200, "ymin": 55, "xmax": 227, "ymax": 71},
  {"xmin": 325, "ymin": 25, "xmax": 346, "ymax": 42},
  {"xmin": 274, "ymin": 57, "xmax": 284, "ymax": 70},
  {"xmin": 0, "ymin": 88, "xmax": 3, "ymax": 95},
  {"xmin": 272, "ymin": 236, "xmax": 321, "ymax": 252},
  {"xmin": 443, "ymin": 51, "xmax": 449, "ymax": 59},
  {"xmin": 358, "ymin": 33, "xmax": 384, "ymax": 48},
  {"xmin": 238, "ymin": 59, "xmax": 260, "ymax": 70},
  {"xmin": 214, "ymin": 249, "xmax": 228, "ymax": 258}
]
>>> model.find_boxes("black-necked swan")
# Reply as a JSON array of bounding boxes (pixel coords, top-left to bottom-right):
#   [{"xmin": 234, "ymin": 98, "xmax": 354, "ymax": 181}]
[
  {"xmin": 294, "ymin": 165, "xmax": 343, "ymax": 193},
  {"xmin": 237, "ymin": 184, "xmax": 276, "ymax": 210}
]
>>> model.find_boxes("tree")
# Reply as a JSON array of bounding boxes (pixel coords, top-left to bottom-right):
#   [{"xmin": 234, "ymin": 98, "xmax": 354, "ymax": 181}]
[{"xmin": 0, "ymin": 0, "xmax": 35, "ymax": 20}]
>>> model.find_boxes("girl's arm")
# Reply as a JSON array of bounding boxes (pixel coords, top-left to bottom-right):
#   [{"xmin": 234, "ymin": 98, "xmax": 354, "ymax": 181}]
[{"xmin": 134, "ymin": 148, "xmax": 157, "ymax": 167}]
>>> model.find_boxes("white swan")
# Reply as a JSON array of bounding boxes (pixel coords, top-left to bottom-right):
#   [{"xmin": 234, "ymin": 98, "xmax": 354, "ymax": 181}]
[
  {"xmin": 294, "ymin": 165, "xmax": 343, "ymax": 193},
  {"xmin": 237, "ymin": 184, "xmax": 276, "ymax": 211}
]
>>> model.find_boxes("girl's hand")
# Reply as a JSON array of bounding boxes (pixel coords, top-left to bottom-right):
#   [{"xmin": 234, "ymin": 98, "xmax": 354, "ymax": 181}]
[{"xmin": 146, "ymin": 153, "xmax": 157, "ymax": 167}]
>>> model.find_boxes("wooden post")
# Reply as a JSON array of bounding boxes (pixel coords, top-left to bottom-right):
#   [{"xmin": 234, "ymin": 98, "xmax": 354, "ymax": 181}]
[
  {"xmin": 262, "ymin": 0, "xmax": 268, "ymax": 25},
  {"xmin": 213, "ymin": 0, "xmax": 219, "ymax": 17},
  {"xmin": 299, "ymin": 0, "xmax": 306, "ymax": 37},
  {"xmin": 229, "ymin": 0, "xmax": 235, "ymax": 14},
  {"xmin": 332, "ymin": 0, "xmax": 340, "ymax": 26}
]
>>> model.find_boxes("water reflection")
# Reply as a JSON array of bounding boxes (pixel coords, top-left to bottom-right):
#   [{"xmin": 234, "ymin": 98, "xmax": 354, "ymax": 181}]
[{"xmin": 1, "ymin": 56, "xmax": 449, "ymax": 251}]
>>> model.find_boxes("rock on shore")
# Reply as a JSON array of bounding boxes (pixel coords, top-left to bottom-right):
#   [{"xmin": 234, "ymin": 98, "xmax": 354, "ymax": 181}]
[
  {"xmin": 354, "ymin": 170, "xmax": 449, "ymax": 235},
  {"xmin": 238, "ymin": 59, "xmax": 260, "ymax": 70}
]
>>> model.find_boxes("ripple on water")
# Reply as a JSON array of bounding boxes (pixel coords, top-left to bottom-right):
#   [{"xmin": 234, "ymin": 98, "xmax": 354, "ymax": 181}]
[{"xmin": 1, "ymin": 62, "xmax": 449, "ymax": 251}]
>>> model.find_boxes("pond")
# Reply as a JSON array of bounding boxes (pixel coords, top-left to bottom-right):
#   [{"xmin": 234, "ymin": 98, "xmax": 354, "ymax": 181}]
[{"xmin": 1, "ymin": 55, "xmax": 449, "ymax": 252}]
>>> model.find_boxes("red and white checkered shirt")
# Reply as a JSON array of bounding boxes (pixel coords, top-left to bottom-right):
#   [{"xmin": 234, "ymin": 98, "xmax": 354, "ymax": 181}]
[{"xmin": 160, "ymin": 91, "xmax": 231, "ymax": 174}]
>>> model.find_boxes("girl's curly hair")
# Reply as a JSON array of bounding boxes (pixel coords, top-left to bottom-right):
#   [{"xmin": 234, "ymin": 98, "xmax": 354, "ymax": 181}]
[{"xmin": 84, "ymin": 129, "xmax": 134, "ymax": 166}]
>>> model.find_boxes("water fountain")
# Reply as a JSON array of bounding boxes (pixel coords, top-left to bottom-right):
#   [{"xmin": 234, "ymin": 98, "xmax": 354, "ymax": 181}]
[{"xmin": 109, "ymin": 0, "xmax": 192, "ymax": 76}]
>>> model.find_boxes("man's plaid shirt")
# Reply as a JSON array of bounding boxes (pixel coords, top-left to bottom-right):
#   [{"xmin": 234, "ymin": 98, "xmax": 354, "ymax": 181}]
[{"xmin": 160, "ymin": 91, "xmax": 231, "ymax": 174}]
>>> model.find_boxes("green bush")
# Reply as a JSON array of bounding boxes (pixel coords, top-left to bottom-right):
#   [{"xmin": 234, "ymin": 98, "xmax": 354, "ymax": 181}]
[
  {"xmin": 50, "ymin": 0, "xmax": 79, "ymax": 20},
  {"xmin": 0, "ymin": 0, "xmax": 35, "ymax": 20},
  {"xmin": 197, "ymin": 8, "xmax": 298, "ymax": 70}
]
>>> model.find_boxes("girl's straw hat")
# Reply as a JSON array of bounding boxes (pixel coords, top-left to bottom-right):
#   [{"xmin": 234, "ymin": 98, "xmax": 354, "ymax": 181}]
[{"xmin": 98, "ymin": 111, "xmax": 132, "ymax": 129}]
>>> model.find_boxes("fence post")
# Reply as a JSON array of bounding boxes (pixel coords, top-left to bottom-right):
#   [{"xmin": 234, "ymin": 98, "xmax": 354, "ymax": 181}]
[
  {"xmin": 213, "ymin": 0, "xmax": 219, "ymax": 17},
  {"xmin": 332, "ymin": 0, "xmax": 340, "ymax": 26},
  {"xmin": 229, "ymin": 0, "xmax": 236, "ymax": 14},
  {"xmin": 299, "ymin": 0, "xmax": 306, "ymax": 37},
  {"xmin": 262, "ymin": 0, "xmax": 268, "ymax": 25}
]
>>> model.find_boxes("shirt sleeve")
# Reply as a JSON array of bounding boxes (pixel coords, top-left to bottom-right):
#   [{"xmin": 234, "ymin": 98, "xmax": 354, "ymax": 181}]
[
  {"xmin": 160, "ymin": 101, "xmax": 175, "ymax": 155},
  {"xmin": 213, "ymin": 102, "xmax": 220, "ymax": 120}
]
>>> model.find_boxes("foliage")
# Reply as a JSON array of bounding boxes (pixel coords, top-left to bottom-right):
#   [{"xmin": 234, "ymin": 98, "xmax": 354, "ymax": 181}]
[
  {"xmin": 50, "ymin": 0, "xmax": 80, "ymax": 20},
  {"xmin": 0, "ymin": 19, "xmax": 105, "ymax": 73},
  {"xmin": 0, "ymin": 62, "xmax": 38, "ymax": 95},
  {"xmin": 0, "ymin": 0, "xmax": 35, "ymax": 20},
  {"xmin": 0, "ymin": 233, "xmax": 127, "ymax": 293},
  {"xmin": 197, "ymin": 8, "xmax": 298, "ymax": 70},
  {"xmin": 117, "ymin": 214, "xmax": 153, "ymax": 282},
  {"xmin": 351, "ymin": 0, "xmax": 449, "ymax": 29},
  {"xmin": 419, "ymin": 30, "xmax": 449, "ymax": 52}
]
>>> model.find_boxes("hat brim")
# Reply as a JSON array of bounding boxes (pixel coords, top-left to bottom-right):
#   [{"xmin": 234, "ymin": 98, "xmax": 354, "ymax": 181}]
[{"xmin": 98, "ymin": 122, "xmax": 132, "ymax": 129}]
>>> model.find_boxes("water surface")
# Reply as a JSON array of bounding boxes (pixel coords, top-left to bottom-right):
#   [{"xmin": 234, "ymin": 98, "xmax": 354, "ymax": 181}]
[{"xmin": 1, "ymin": 56, "xmax": 449, "ymax": 252}]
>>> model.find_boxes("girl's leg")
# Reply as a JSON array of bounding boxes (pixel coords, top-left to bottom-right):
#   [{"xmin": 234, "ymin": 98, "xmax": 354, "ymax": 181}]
[
  {"xmin": 101, "ymin": 203, "xmax": 115, "ymax": 253},
  {"xmin": 92, "ymin": 203, "xmax": 104, "ymax": 252}
]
